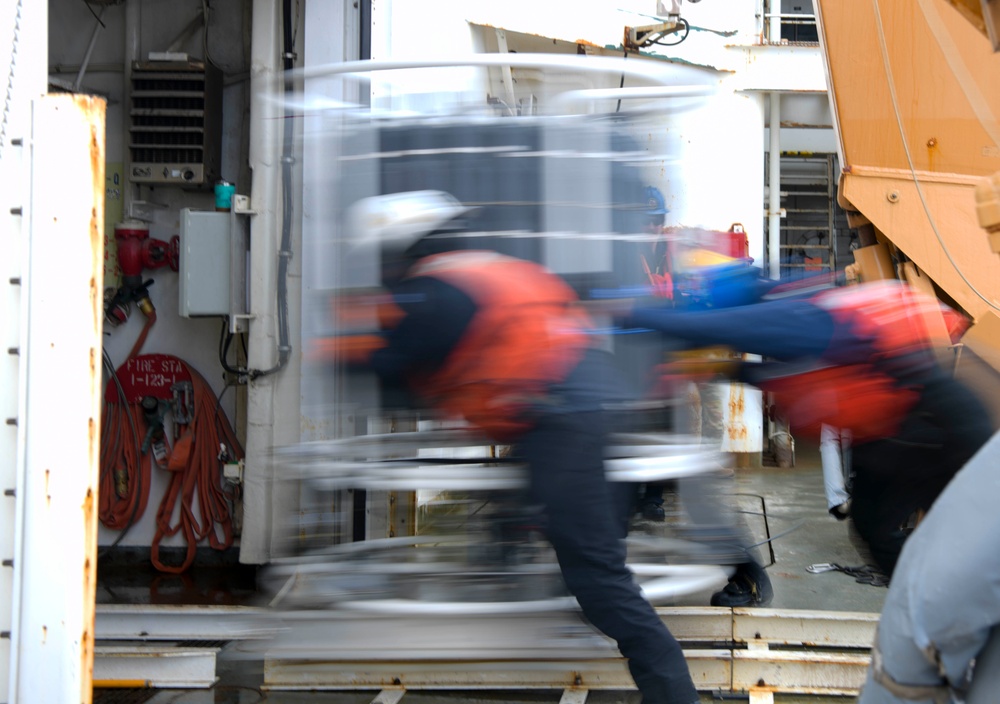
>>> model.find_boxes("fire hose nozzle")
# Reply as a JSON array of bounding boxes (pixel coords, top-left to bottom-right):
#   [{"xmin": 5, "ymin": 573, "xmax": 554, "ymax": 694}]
[
  {"xmin": 114, "ymin": 468, "xmax": 129, "ymax": 499},
  {"xmin": 136, "ymin": 296, "xmax": 155, "ymax": 317}
]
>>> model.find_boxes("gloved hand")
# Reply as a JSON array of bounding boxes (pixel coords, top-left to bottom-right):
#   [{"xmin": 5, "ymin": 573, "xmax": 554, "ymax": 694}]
[{"xmin": 674, "ymin": 262, "xmax": 768, "ymax": 309}]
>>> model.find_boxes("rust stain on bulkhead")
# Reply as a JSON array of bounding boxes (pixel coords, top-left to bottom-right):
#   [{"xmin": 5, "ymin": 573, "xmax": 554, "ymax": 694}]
[{"xmin": 727, "ymin": 384, "xmax": 749, "ymax": 442}]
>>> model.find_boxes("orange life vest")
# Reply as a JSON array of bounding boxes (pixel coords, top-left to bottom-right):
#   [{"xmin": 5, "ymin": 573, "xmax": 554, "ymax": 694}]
[
  {"xmin": 407, "ymin": 251, "xmax": 593, "ymax": 441},
  {"xmin": 812, "ymin": 280, "xmax": 953, "ymax": 361},
  {"xmin": 760, "ymin": 281, "xmax": 955, "ymax": 443},
  {"xmin": 758, "ymin": 364, "xmax": 920, "ymax": 443}
]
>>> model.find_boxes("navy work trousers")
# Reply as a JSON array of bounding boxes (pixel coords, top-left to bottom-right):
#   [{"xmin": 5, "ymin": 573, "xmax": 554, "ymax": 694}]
[
  {"xmin": 850, "ymin": 375, "xmax": 993, "ymax": 576},
  {"xmin": 517, "ymin": 410, "xmax": 699, "ymax": 704}
]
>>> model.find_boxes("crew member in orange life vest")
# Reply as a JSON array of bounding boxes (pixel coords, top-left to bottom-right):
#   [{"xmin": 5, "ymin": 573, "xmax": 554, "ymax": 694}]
[
  {"xmin": 621, "ymin": 278, "xmax": 993, "ymax": 576},
  {"xmin": 329, "ymin": 191, "xmax": 700, "ymax": 704}
]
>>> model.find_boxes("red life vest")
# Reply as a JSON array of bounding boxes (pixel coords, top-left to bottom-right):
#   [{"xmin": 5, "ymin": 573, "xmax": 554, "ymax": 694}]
[
  {"xmin": 758, "ymin": 364, "xmax": 920, "ymax": 443},
  {"xmin": 760, "ymin": 281, "xmax": 956, "ymax": 443},
  {"xmin": 811, "ymin": 280, "xmax": 953, "ymax": 362},
  {"xmin": 407, "ymin": 251, "xmax": 593, "ymax": 442}
]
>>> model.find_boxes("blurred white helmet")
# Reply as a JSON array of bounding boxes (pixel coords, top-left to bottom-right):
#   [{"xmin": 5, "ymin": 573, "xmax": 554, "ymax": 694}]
[{"xmin": 344, "ymin": 190, "xmax": 474, "ymax": 253}]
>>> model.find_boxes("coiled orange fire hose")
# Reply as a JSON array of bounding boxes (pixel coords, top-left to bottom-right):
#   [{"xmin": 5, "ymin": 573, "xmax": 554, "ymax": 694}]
[{"xmin": 101, "ymin": 354, "xmax": 242, "ymax": 573}]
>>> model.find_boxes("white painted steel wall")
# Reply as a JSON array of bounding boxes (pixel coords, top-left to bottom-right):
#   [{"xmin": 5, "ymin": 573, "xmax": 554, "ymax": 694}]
[
  {"xmin": 239, "ymin": 0, "xmax": 304, "ymax": 564},
  {"xmin": 644, "ymin": 89, "xmax": 768, "ymax": 261},
  {"xmin": 2, "ymin": 0, "xmax": 50, "ymax": 699},
  {"xmin": 370, "ymin": 0, "xmax": 482, "ymax": 111},
  {"xmin": 9, "ymin": 93, "xmax": 105, "ymax": 704}
]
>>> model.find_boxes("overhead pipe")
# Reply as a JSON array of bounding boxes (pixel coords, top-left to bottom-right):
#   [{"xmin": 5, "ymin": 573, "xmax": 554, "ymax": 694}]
[
  {"xmin": 165, "ymin": 11, "xmax": 205, "ymax": 54},
  {"xmin": 768, "ymin": 0, "xmax": 782, "ymax": 44},
  {"xmin": 238, "ymin": 0, "xmax": 294, "ymax": 383},
  {"xmin": 72, "ymin": 4, "xmax": 107, "ymax": 92},
  {"xmin": 766, "ymin": 0, "xmax": 783, "ymax": 285},
  {"xmin": 54, "ymin": 62, "xmax": 123, "ymax": 74},
  {"xmin": 768, "ymin": 91, "xmax": 781, "ymax": 279},
  {"xmin": 242, "ymin": 0, "xmax": 302, "ymax": 564},
  {"xmin": 241, "ymin": 0, "xmax": 282, "ymax": 565}
]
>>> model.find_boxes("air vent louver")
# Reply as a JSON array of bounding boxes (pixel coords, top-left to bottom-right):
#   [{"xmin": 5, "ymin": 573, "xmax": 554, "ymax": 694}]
[{"xmin": 128, "ymin": 61, "xmax": 222, "ymax": 186}]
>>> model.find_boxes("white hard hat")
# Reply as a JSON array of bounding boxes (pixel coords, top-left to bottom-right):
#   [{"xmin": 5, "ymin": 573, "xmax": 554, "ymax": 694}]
[{"xmin": 344, "ymin": 190, "xmax": 474, "ymax": 252}]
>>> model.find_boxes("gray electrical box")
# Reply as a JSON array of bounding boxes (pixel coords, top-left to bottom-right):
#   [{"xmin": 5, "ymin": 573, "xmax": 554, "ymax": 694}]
[{"xmin": 178, "ymin": 209, "xmax": 229, "ymax": 317}]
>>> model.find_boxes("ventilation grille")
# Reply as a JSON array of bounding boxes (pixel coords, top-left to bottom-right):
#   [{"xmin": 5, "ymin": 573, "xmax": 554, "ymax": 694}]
[{"xmin": 128, "ymin": 61, "xmax": 222, "ymax": 186}]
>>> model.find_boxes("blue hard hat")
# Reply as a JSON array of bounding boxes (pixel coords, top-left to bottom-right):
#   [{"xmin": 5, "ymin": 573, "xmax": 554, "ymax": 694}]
[{"xmin": 645, "ymin": 186, "xmax": 669, "ymax": 215}]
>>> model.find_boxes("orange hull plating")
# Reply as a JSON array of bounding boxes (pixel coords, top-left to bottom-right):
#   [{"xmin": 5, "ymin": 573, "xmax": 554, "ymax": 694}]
[{"xmin": 815, "ymin": 0, "xmax": 1000, "ymax": 322}]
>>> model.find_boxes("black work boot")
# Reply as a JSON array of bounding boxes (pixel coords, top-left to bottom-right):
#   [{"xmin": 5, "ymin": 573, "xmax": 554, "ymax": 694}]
[
  {"xmin": 639, "ymin": 500, "xmax": 666, "ymax": 522},
  {"xmin": 710, "ymin": 560, "xmax": 773, "ymax": 607}
]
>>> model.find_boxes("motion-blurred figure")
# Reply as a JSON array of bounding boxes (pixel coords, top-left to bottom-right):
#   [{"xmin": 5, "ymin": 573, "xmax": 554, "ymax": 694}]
[
  {"xmin": 636, "ymin": 185, "xmax": 672, "ymax": 521},
  {"xmin": 627, "ymin": 204, "xmax": 773, "ymax": 606},
  {"xmin": 622, "ymin": 277, "xmax": 993, "ymax": 576},
  {"xmin": 640, "ymin": 217, "xmax": 775, "ymax": 606},
  {"xmin": 858, "ymin": 430, "xmax": 1000, "ymax": 703},
  {"xmin": 322, "ymin": 191, "xmax": 700, "ymax": 704}
]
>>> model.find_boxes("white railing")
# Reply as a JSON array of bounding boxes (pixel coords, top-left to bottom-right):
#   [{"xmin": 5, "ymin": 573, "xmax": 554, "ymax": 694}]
[{"xmin": 756, "ymin": 0, "xmax": 818, "ymax": 44}]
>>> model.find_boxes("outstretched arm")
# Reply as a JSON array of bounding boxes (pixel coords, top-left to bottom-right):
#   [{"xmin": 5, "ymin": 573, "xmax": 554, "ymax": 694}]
[{"xmin": 623, "ymin": 298, "xmax": 840, "ymax": 361}]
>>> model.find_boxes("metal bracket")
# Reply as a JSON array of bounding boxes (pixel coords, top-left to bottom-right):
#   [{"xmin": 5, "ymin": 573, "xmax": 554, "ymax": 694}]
[
  {"xmin": 625, "ymin": 20, "xmax": 685, "ymax": 51},
  {"xmin": 228, "ymin": 195, "xmax": 254, "ymax": 334},
  {"xmin": 223, "ymin": 460, "xmax": 244, "ymax": 485},
  {"xmin": 232, "ymin": 193, "xmax": 255, "ymax": 215},
  {"xmin": 170, "ymin": 380, "xmax": 194, "ymax": 425},
  {"xmin": 127, "ymin": 199, "xmax": 168, "ymax": 223}
]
